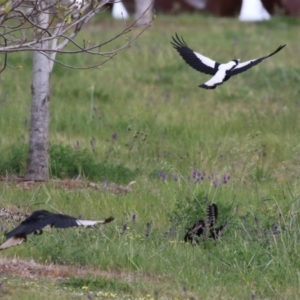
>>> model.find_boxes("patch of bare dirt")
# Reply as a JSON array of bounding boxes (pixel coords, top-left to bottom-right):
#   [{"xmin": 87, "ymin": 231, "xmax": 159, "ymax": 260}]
[
  {"xmin": 0, "ymin": 207, "xmax": 29, "ymax": 234},
  {"xmin": 0, "ymin": 258, "xmax": 139, "ymax": 282},
  {"xmin": 0, "ymin": 176, "xmax": 135, "ymax": 194}
]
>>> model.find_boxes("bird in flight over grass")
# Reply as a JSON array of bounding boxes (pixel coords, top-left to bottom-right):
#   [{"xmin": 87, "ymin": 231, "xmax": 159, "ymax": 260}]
[
  {"xmin": 184, "ymin": 203, "xmax": 227, "ymax": 243},
  {"xmin": 171, "ymin": 33, "xmax": 286, "ymax": 89},
  {"xmin": 0, "ymin": 210, "xmax": 114, "ymax": 250}
]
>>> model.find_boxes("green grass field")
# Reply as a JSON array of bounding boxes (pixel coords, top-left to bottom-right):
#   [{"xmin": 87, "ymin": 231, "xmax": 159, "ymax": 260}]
[{"xmin": 1, "ymin": 12, "xmax": 300, "ymax": 299}]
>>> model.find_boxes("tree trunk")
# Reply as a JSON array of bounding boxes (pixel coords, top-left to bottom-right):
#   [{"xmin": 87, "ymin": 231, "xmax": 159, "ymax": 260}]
[
  {"xmin": 25, "ymin": 7, "xmax": 51, "ymax": 180},
  {"xmin": 134, "ymin": 0, "xmax": 153, "ymax": 25}
]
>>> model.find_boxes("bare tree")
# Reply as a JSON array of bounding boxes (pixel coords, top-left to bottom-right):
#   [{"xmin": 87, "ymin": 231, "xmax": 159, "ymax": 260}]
[{"xmin": 0, "ymin": 0, "xmax": 152, "ymax": 180}]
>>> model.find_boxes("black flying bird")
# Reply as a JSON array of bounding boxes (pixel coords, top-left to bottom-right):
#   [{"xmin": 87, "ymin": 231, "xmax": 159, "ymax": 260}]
[
  {"xmin": 184, "ymin": 204, "xmax": 226, "ymax": 243},
  {"xmin": 0, "ymin": 210, "xmax": 114, "ymax": 250},
  {"xmin": 171, "ymin": 33, "xmax": 286, "ymax": 89}
]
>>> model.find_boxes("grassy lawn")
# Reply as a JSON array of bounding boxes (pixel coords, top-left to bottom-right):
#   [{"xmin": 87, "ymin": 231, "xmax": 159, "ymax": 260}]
[{"xmin": 1, "ymin": 12, "xmax": 300, "ymax": 299}]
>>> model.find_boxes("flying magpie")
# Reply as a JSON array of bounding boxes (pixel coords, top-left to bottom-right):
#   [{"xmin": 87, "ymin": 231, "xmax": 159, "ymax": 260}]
[
  {"xmin": 184, "ymin": 203, "xmax": 227, "ymax": 243},
  {"xmin": 0, "ymin": 210, "xmax": 114, "ymax": 250},
  {"xmin": 171, "ymin": 33, "xmax": 286, "ymax": 89}
]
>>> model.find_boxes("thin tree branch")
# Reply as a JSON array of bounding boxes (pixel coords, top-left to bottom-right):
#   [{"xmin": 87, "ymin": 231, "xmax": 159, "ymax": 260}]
[
  {"xmin": 37, "ymin": 22, "xmax": 151, "ymax": 70},
  {"xmin": 0, "ymin": 0, "xmax": 154, "ymax": 72}
]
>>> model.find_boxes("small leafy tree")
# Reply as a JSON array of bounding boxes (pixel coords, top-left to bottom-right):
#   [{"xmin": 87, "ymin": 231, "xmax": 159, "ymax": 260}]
[{"xmin": 0, "ymin": 0, "xmax": 152, "ymax": 180}]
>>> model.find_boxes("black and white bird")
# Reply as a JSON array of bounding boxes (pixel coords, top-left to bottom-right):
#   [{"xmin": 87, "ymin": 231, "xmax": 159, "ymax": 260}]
[
  {"xmin": 171, "ymin": 33, "xmax": 286, "ymax": 89},
  {"xmin": 184, "ymin": 203, "xmax": 226, "ymax": 243},
  {"xmin": 0, "ymin": 210, "xmax": 114, "ymax": 250}
]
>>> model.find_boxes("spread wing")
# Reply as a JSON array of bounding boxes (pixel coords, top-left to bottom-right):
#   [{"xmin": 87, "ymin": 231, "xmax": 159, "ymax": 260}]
[
  {"xmin": 230, "ymin": 45, "xmax": 286, "ymax": 76},
  {"xmin": 46, "ymin": 213, "xmax": 78, "ymax": 228},
  {"xmin": 171, "ymin": 33, "xmax": 219, "ymax": 76},
  {"xmin": 1, "ymin": 210, "xmax": 114, "ymax": 250},
  {"xmin": 5, "ymin": 210, "xmax": 114, "ymax": 238},
  {"xmin": 5, "ymin": 210, "xmax": 54, "ymax": 238}
]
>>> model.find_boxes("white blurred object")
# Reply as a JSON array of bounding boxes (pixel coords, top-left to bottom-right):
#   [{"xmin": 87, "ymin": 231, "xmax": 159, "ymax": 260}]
[
  {"xmin": 239, "ymin": 0, "xmax": 271, "ymax": 21},
  {"xmin": 70, "ymin": 0, "xmax": 84, "ymax": 9},
  {"xmin": 134, "ymin": 0, "xmax": 153, "ymax": 25},
  {"xmin": 112, "ymin": 1, "xmax": 129, "ymax": 19},
  {"xmin": 184, "ymin": 0, "xmax": 207, "ymax": 10}
]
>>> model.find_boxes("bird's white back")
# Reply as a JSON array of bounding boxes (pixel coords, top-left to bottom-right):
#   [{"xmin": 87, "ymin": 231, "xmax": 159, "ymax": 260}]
[{"xmin": 203, "ymin": 61, "xmax": 237, "ymax": 87}]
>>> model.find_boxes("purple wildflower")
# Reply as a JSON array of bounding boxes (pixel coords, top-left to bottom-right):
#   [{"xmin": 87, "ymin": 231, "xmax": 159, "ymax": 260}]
[
  {"xmin": 112, "ymin": 133, "xmax": 117, "ymax": 140},
  {"xmin": 158, "ymin": 172, "xmax": 167, "ymax": 180},
  {"xmin": 208, "ymin": 172, "xmax": 217, "ymax": 179},
  {"xmin": 222, "ymin": 174, "xmax": 230, "ymax": 184},
  {"xmin": 192, "ymin": 169, "xmax": 200, "ymax": 179},
  {"xmin": 212, "ymin": 180, "xmax": 218, "ymax": 187},
  {"xmin": 192, "ymin": 169, "xmax": 205, "ymax": 183}
]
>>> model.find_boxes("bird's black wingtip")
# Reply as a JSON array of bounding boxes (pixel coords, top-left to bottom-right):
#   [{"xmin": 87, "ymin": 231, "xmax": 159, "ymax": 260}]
[
  {"xmin": 271, "ymin": 44, "xmax": 286, "ymax": 55},
  {"xmin": 104, "ymin": 216, "xmax": 114, "ymax": 223},
  {"xmin": 171, "ymin": 33, "xmax": 188, "ymax": 49}
]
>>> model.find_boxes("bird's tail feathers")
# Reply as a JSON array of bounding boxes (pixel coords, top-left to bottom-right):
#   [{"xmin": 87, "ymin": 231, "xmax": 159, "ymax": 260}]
[{"xmin": 199, "ymin": 83, "xmax": 216, "ymax": 89}]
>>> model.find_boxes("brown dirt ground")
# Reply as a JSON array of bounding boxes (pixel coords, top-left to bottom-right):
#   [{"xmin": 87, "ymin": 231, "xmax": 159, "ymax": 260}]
[
  {"xmin": 0, "ymin": 176, "xmax": 136, "ymax": 194},
  {"xmin": 0, "ymin": 258, "xmax": 139, "ymax": 282}
]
